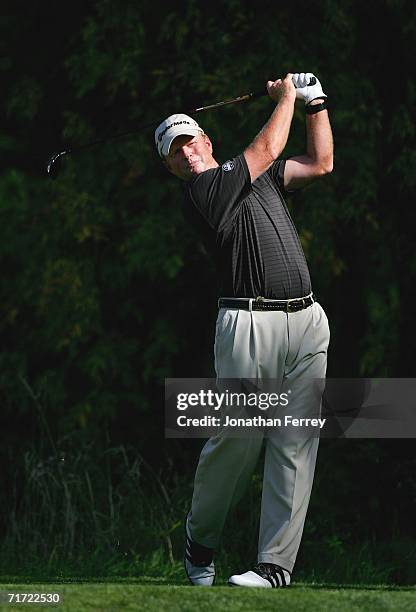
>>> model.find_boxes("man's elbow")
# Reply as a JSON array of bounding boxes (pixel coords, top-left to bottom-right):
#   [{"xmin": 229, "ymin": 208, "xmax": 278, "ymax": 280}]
[
  {"xmin": 317, "ymin": 157, "xmax": 333, "ymax": 176},
  {"xmin": 257, "ymin": 142, "xmax": 281, "ymax": 165}
]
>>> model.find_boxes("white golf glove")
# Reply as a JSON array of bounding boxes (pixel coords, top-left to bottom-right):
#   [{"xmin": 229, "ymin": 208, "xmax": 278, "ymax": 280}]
[{"xmin": 292, "ymin": 73, "xmax": 327, "ymax": 105}]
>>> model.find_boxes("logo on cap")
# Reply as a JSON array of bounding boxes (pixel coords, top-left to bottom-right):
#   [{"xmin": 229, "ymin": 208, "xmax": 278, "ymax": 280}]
[{"xmin": 157, "ymin": 120, "xmax": 196, "ymax": 142}]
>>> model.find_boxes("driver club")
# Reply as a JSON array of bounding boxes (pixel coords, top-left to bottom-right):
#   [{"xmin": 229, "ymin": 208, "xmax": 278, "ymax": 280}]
[{"xmin": 46, "ymin": 76, "xmax": 316, "ymax": 179}]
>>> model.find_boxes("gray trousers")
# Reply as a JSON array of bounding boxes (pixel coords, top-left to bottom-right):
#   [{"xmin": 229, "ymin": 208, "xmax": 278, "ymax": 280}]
[{"xmin": 188, "ymin": 301, "xmax": 330, "ymax": 572}]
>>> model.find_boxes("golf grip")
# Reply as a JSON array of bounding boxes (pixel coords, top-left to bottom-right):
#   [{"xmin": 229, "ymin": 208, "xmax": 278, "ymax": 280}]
[{"xmin": 251, "ymin": 75, "xmax": 317, "ymax": 99}]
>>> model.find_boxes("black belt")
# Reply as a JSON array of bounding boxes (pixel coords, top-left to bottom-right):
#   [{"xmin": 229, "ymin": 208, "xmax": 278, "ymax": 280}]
[{"xmin": 218, "ymin": 294, "xmax": 315, "ymax": 312}]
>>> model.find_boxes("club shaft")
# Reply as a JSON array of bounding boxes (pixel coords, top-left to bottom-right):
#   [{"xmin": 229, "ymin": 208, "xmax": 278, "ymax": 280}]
[
  {"xmin": 193, "ymin": 93, "xmax": 257, "ymax": 113},
  {"xmin": 47, "ymin": 76, "xmax": 316, "ymax": 174}
]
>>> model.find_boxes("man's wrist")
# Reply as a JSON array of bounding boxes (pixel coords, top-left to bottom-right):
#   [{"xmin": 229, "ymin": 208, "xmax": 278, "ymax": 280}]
[
  {"xmin": 308, "ymin": 97, "xmax": 326, "ymax": 105},
  {"xmin": 305, "ymin": 99, "xmax": 327, "ymax": 115},
  {"xmin": 277, "ymin": 92, "xmax": 296, "ymax": 106}
]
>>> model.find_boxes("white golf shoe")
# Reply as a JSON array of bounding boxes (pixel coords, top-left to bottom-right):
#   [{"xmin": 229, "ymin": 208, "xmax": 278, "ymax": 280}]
[
  {"xmin": 228, "ymin": 563, "xmax": 291, "ymax": 588},
  {"xmin": 184, "ymin": 517, "xmax": 215, "ymax": 586}
]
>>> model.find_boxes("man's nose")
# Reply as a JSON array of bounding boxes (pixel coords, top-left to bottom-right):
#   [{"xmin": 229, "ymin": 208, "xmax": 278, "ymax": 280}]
[{"xmin": 182, "ymin": 145, "xmax": 193, "ymax": 156}]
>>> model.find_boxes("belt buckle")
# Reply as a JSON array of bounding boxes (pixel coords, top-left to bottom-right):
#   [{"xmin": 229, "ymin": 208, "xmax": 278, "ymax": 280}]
[
  {"xmin": 286, "ymin": 299, "xmax": 301, "ymax": 313},
  {"xmin": 287, "ymin": 297, "xmax": 307, "ymax": 312}
]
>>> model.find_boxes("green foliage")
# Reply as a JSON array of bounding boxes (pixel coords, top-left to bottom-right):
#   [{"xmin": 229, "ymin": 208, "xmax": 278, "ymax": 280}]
[
  {"xmin": 1, "ymin": 0, "xmax": 416, "ymax": 578},
  {"xmin": 1, "ymin": 440, "xmax": 415, "ymax": 585}
]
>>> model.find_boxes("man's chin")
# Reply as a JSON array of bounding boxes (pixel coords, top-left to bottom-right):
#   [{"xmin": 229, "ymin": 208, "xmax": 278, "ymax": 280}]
[{"xmin": 184, "ymin": 165, "xmax": 204, "ymax": 179}]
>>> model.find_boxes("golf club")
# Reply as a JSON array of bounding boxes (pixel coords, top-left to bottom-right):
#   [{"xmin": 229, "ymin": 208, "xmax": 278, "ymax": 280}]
[{"xmin": 46, "ymin": 76, "xmax": 317, "ymax": 179}]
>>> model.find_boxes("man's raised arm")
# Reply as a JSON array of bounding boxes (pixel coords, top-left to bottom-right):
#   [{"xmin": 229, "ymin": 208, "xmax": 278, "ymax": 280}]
[
  {"xmin": 283, "ymin": 73, "xmax": 333, "ymax": 191},
  {"xmin": 244, "ymin": 73, "xmax": 296, "ymax": 183}
]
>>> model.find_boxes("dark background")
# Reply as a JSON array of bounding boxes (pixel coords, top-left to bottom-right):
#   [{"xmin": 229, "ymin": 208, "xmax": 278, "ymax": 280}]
[{"xmin": 0, "ymin": 0, "xmax": 415, "ymax": 582}]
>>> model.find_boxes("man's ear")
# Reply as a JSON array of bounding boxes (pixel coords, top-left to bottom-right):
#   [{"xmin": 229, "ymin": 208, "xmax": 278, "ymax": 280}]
[{"xmin": 203, "ymin": 134, "xmax": 213, "ymax": 154}]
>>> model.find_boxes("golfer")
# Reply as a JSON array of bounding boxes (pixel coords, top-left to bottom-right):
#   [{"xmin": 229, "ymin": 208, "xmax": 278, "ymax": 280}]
[{"xmin": 155, "ymin": 73, "xmax": 333, "ymax": 588}]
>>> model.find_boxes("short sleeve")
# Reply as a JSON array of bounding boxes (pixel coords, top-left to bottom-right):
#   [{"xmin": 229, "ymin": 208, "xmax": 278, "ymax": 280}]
[
  {"xmin": 267, "ymin": 159, "xmax": 295, "ymax": 195},
  {"xmin": 187, "ymin": 154, "xmax": 252, "ymax": 233}
]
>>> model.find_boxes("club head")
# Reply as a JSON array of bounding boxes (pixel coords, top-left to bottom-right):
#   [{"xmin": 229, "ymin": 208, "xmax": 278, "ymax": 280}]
[{"xmin": 46, "ymin": 150, "xmax": 68, "ymax": 179}]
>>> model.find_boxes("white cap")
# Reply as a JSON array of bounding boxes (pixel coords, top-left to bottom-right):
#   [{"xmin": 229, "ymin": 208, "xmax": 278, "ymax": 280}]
[{"xmin": 154, "ymin": 113, "xmax": 204, "ymax": 158}]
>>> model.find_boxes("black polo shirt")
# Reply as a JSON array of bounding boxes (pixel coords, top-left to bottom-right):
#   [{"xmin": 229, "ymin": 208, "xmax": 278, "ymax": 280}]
[{"xmin": 182, "ymin": 154, "xmax": 312, "ymax": 300}]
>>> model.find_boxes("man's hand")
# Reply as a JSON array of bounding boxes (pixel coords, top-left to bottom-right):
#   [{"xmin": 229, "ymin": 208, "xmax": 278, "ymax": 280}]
[
  {"xmin": 292, "ymin": 73, "xmax": 327, "ymax": 105},
  {"xmin": 267, "ymin": 73, "xmax": 296, "ymax": 105}
]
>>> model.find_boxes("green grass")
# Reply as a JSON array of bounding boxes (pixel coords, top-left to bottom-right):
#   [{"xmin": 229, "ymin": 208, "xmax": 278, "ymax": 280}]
[
  {"xmin": 0, "ymin": 579, "xmax": 415, "ymax": 612},
  {"xmin": 2, "ymin": 539, "xmax": 415, "ymax": 589},
  {"xmin": 2, "ymin": 439, "xmax": 415, "ymax": 612}
]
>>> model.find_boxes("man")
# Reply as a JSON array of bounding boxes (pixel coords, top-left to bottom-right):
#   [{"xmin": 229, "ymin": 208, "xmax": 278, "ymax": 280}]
[{"xmin": 155, "ymin": 73, "xmax": 333, "ymax": 588}]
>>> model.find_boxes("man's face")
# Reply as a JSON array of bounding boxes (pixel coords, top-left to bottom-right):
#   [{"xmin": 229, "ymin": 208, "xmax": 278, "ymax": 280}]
[{"xmin": 164, "ymin": 134, "xmax": 215, "ymax": 181}]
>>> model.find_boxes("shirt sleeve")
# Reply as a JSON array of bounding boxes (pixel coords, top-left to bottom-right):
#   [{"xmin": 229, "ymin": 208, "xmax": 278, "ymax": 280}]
[
  {"xmin": 267, "ymin": 159, "xmax": 290, "ymax": 193},
  {"xmin": 187, "ymin": 154, "xmax": 252, "ymax": 233}
]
